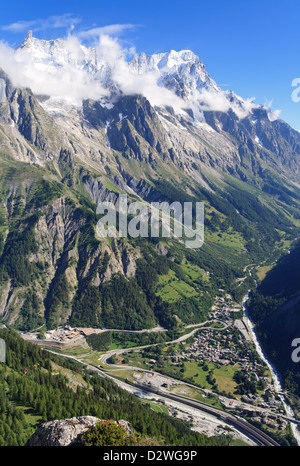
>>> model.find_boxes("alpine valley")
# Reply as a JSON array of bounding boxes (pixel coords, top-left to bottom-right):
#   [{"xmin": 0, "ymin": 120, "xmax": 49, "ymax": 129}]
[{"xmin": 0, "ymin": 32, "xmax": 300, "ymax": 447}]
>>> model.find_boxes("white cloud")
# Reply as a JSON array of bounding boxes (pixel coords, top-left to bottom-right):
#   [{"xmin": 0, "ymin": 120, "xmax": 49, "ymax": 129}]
[
  {"xmin": 0, "ymin": 37, "xmax": 108, "ymax": 105},
  {"xmin": 2, "ymin": 14, "xmax": 81, "ymax": 33},
  {"xmin": 78, "ymin": 24, "xmax": 138, "ymax": 40},
  {"xmin": 267, "ymin": 108, "xmax": 281, "ymax": 122},
  {"xmin": 194, "ymin": 88, "xmax": 231, "ymax": 113},
  {"xmin": 2, "ymin": 20, "xmax": 36, "ymax": 33},
  {"xmin": 94, "ymin": 34, "xmax": 187, "ymax": 112},
  {"xmin": 263, "ymin": 98, "xmax": 281, "ymax": 121}
]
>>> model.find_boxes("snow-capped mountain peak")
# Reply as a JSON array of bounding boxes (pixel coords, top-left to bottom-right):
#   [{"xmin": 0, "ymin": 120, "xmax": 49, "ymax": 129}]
[
  {"xmin": 18, "ymin": 31, "xmax": 98, "ymax": 71},
  {"xmin": 9, "ymin": 32, "xmax": 259, "ymax": 121},
  {"xmin": 130, "ymin": 49, "xmax": 220, "ymax": 95}
]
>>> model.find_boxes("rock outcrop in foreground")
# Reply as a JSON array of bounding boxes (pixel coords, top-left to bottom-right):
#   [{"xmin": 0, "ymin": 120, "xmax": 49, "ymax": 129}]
[{"xmin": 26, "ymin": 416, "xmax": 133, "ymax": 446}]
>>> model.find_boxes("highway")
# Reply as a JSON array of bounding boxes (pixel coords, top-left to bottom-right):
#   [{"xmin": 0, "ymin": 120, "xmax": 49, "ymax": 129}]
[
  {"xmin": 44, "ymin": 347, "xmax": 281, "ymax": 446},
  {"xmin": 45, "ymin": 347, "xmax": 281, "ymax": 446},
  {"xmin": 126, "ymin": 380, "xmax": 281, "ymax": 446}
]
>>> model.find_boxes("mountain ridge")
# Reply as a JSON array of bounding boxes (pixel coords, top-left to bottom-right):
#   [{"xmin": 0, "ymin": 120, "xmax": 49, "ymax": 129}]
[
  {"xmin": 11, "ymin": 32, "xmax": 281, "ymax": 123},
  {"xmin": 1, "ymin": 33, "xmax": 298, "ymax": 184},
  {"xmin": 0, "ymin": 33, "xmax": 299, "ymax": 334}
]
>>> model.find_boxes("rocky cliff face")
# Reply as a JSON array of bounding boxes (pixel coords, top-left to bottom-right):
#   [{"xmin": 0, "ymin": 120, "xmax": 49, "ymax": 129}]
[{"xmin": 0, "ymin": 187, "xmax": 142, "ymax": 329}]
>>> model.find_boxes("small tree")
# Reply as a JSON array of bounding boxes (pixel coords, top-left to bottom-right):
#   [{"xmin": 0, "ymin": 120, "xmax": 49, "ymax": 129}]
[{"xmin": 79, "ymin": 420, "xmax": 156, "ymax": 446}]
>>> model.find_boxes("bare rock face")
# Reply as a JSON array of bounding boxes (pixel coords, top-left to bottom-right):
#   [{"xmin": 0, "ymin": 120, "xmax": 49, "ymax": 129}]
[{"xmin": 26, "ymin": 416, "xmax": 133, "ymax": 446}]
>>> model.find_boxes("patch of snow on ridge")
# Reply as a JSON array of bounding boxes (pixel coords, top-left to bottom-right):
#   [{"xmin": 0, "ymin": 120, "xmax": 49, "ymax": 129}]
[
  {"xmin": 255, "ymin": 136, "xmax": 263, "ymax": 147},
  {"xmin": 0, "ymin": 78, "xmax": 6, "ymax": 103},
  {"xmin": 105, "ymin": 121, "xmax": 111, "ymax": 148},
  {"xmin": 39, "ymin": 96, "xmax": 81, "ymax": 116}
]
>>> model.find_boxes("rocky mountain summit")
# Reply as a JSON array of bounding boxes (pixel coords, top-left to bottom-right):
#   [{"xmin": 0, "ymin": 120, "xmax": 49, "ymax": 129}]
[{"xmin": 26, "ymin": 416, "xmax": 133, "ymax": 446}]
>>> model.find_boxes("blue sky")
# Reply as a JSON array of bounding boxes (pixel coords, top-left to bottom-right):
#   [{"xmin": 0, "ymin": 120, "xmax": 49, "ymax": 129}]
[{"xmin": 1, "ymin": 0, "xmax": 299, "ymax": 130}]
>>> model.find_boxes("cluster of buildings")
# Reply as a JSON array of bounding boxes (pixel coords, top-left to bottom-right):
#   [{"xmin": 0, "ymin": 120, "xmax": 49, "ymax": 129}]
[
  {"xmin": 22, "ymin": 325, "xmax": 85, "ymax": 345},
  {"xmin": 179, "ymin": 327, "xmax": 256, "ymax": 369},
  {"xmin": 223, "ymin": 395, "xmax": 288, "ymax": 431},
  {"xmin": 209, "ymin": 294, "xmax": 240, "ymax": 323},
  {"xmin": 168, "ymin": 292, "xmax": 290, "ymax": 430},
  {"xmin": 43, "ymin": 326, "xmax": 84, "ymax": 343}
]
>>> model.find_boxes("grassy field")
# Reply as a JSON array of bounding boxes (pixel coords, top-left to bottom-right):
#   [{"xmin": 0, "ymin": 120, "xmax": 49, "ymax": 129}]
[
  {"xmin": 213, "ymin": 364, "xmax": 238, "ymax": 394},
  {"xmin": 169, "ymin": 382, "xmax": 223, "ymax": 409},
  {"xmin": 155, "ymin": 258, "xmax": 208, "ymax": 303},
  {"xmin": 156, "ymin": 279, "xmax": 199, "ymax": 302},
  {"xmin": 205, "ymin": 227, "xmax": 246, "ymax": 253},
  {"xmin": 256, "ymin": 265, "xmax": 274, "ymax": 282},
  {"xmin": 180, "ymin": 360, "xmax": 237, "ymax": 395},
  {"xmin": 140, "ymin": 399, "xmax": 169, "ymax": 415},
  {"xmin": 180, "ymin": 259, "xmax": 210, "ymax": 283}
]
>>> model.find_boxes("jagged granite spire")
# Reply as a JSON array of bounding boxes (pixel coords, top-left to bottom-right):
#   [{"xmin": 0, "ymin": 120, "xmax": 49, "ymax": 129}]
[
  {"xmin": 24, "ymin": 30, "xmax": 33, "ymax": 41},
  {"xmin": 16, "ymin": 30, "xmax": 33, "ymax": 50}
]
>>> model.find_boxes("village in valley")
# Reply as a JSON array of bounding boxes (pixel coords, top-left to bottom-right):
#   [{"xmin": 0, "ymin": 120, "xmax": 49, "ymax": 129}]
[
  {"xmin": 128, "ymin": 293, "xmax": 290, "ymax": 436},
  {"xmin": 20, "ymin": 291, "xmax": 290, "ymax": 436}
]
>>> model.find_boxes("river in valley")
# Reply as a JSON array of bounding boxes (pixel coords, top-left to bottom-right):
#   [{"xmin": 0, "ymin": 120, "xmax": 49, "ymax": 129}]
[{"xmin": 243, "ymin": 292, "xmax": 300, "ymax": 445}]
